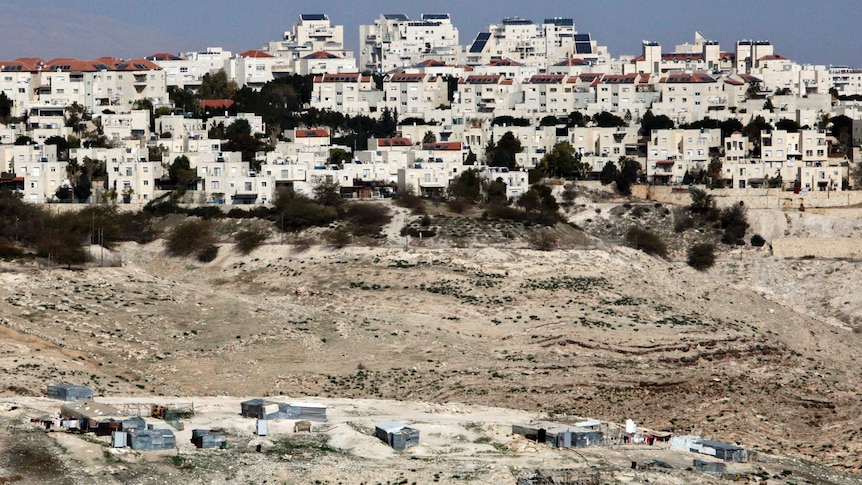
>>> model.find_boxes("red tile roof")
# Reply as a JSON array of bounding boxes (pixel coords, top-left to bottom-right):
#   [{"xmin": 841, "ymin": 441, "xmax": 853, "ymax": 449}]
[
  {"xmin": 759, "ymin": 54, "xmax": 788, "ymax": 61},
  {"xmin": 488, "ymin": 58, "xmax": 523, "ymax": 67},
  {"xmin": 465, "ymin": 74, "xmax": 502, "ymax": 84},
  {"xmin": 294, "ymin": 129, "xmax": 329, "ymax": 138},
  {"xmin": 303, "ymin": 51, "xmax": 341, "ymax": 60},
  {"xmin": 661, "ymin": 73, "xmax": 716, "ymax": 83},
  {"xmin": 200, "ymin": 99, "xmax": 235, "ymax": 109},
  {"xmin": 554, "ymin": 58, "xmax": 590, "ymax": 66},
  {"xmin": 422, "ymin": 141, "xmax": 462, "ymax": 151},
  {"xmin": 526, "ymin": 74, "xmax": 566, "ymax": 84},
  {"xmin": 319, "ymin": 73, "xmax": 361, "ymax": 82},
  {"xmin": 376, "ymin": 137, "xmax": 413, "ymax": 147},
  {"xmin": 239, "ymin": 50, "xmax": 275, "ymax": 58},
  {"xmin": 387, "ymin": 73, "xmax": 426, "ymax": 82},
  {"xmin": 148, "ymin": 53, "xmax": 182, "ymax": 61},
  {"xmin": 415, "ymin": 59, "xmax": 448, "ymax": 67}
]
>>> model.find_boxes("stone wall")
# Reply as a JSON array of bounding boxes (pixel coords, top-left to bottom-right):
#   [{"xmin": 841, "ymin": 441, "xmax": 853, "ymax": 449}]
[
  {"xmin": 630, "ymin": 185, "xmax": 862, "ymax": 210},
  {"xmin": 771, "ymin": 238, "xmax": 862, "ymax": 259}
]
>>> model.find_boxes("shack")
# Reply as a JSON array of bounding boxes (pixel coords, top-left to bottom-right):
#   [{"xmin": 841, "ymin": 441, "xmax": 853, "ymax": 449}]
[
  {"xmin": 128, "ymin": 429, "xmax": 177, "ymax": 451},
  {"xmin": 286, "ymin": 402, "xmax": 327, "ymax": 422},
  {"xmin": 240, "ymin": 399, "xmax": 288, "ymax": 420},
  {"xmin": 191, "ymin": 429, "xmax": 227, "ymax": 449},
  {"xmin": 60, "ymin": 402, "xmax": 121, "ymax": 432},
  {"xmin": 375, "ymin": 421, "xmax": 420, "ymax": 451},
  {"xmin": 671, "ymin": 436, "xmax": 748, "ymax": 463},
  {"xmin": 513, "ymin": 421, "xmax": 603, "ymax": 449},
  {"xmin": 47, "ymin": 384, "xmax": 93, "ymax": 402},
  {"xmin": 95, "ymin": 416, "xmax": 146, "ymax": 436}
]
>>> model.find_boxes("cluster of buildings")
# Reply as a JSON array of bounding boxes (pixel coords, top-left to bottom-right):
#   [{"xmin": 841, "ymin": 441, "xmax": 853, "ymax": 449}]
[{"xmin": 2, "ymin": 13, "xmax": 862, "ymax": 205}]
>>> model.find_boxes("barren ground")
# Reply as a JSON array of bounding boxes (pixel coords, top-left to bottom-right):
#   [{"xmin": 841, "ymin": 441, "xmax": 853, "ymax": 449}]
[{"xmin": 2, "ymin": 193, "xmax": 862, "ymax": 484}]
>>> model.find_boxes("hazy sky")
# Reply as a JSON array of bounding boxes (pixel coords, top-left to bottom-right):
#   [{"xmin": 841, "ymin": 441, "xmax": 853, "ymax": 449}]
[{"xmin": 2, "ymin": 0, "xmax": 860, "ymax": 67}]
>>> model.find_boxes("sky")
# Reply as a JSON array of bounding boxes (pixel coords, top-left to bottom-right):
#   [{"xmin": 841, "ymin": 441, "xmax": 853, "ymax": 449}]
[{"xmin": 1, "ymin": 0, "xmax": 861, "ymax": 68}]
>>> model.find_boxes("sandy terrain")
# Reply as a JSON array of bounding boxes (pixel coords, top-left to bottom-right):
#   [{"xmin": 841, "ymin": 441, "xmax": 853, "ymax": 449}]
[{"xmin": 1, "ymin": 195, "xmax": 862, "ymax": 483}]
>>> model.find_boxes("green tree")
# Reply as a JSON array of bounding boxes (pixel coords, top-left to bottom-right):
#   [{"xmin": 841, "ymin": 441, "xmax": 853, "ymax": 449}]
[
  {"xmin": 490, "ymin": 131, "xmax": 522, "ymax": 169},
  {"xmin": 312, "ymin": 178, "xmax": 344, "ymax": 208},
  {"xmin": 707, "ymin": 156, "xmax": 723, "ymax": 188},
  {"xmin": 448, "ymin": 168, "xmax": 483, "ymax": 203},
  {"xmin": 198, "ymin": 70, "xmax": 238, "ymax": 100},
  {"xmin": 540, "ymin": 141, "xmax": 589, "ymax": 179},
  {"xmin": 465, "ymin": 149, "xmax": 477, "ymax": 165},
  {"xmin": 517, "ymin": 189, "xmax": 542, "ymax": 212},
  {"xmin": 328, "ymin": 148, "xmax": 351, "ymax": 165},
  {"xmin": 45, "ymin": 135, "xmax": 70, "ymax": 160},
  {"xmin": 422, "ymin": 131, "xmax": 437, "ymax": 144},
  {"xmin": 775, "ymin": 118, "xmax": 800, "ymax": 132},
  {"xmin": 374, "ymin": 108, "xmax": 398, "ymax": 138},
  {"xmin": 14, "ymin": 135, "xmax": 33, "ymax": 146},
  {"xmin": 486, "ymin": 177, "xmax": 508, "ymax": 205},
  {"xmin": 615, "ymin": 157, "xmax": 641, "ymax": 195},
  {"xmin": 539, "ymin": 115, "xmax": 558, "ymax": 127},
  {"xmin": 687, "ymin": 244, "xmax": 716, "ymax": 271},
  {"xmin": 168, "ymin": 155, "xmax": 196, "ymax": 195},
  {"xmin": 593, "ymin": 111, "xmax": 626, "ymax": 128},
  {"xmin": 600, "ymin": 161, "xmax": 619, "ymax": 186},
  {"xmin": 0, "ymin": 92, "xmax": 12, "ymax": 121},
  {"xmin": 745, "ymin": 81, "xmax": 762, "ymax": 99},
  {"xmin": 688, "ymin": 187, "xmax": 716, "ymax": 215},
  {"xmin": 640, "ymin": 109, "xmax": 674, "ymax": 131}
]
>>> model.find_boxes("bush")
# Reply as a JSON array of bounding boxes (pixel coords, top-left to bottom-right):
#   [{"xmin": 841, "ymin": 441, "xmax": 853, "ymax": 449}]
[
  {"xmin": 528, "ymin": 229, "xmax": 558, "ymax": 251},
  {"xmin": 234, "ymin": 226, "xmax": 269, "ymax": 255},
  {"xmin": 164, "ymin": 219, "xmax": 216, "ymax": 259},
  {"xmin": 325, "ymin": 228, "xmax": 352, "ymax": 248},
  {"xmin": 625, "ymin": 227, "xmax": 668, "ymax": 259},
  {"xmin": 185, "ymin": 206, "xmax": 225, "ymax": 220},
  {"xmin": 447, "ymin": 198, "xmax": 471, "ymax": 214},
  {"xmin": 750, "ymin": 234, "xmax": 766, "ymax": 247},
  {"xmin": 485, "ymin": 205, "xmax": 558, "ymax": 227},
  {"xmin": 0, "ymin": 236, "xmax": 24, "ymax": 259},
  {"xmin": 394, "ymin": 193, "xmax": 426, "ymax": 214},
  {"xmin": 344, "ymin": 203, "xmax": 391, "ymax": 237},
  {"xmin": 687, "ymin": 243, "xmax": 716, "ymax": 271},
  {"xmin": 673, "ymin": 209, "xmax": 696, "ymax": 233},
  {"xmin": 719, "ymin": 203, "xmax": 749, "ymax": 244},
  {"xmin": 196, "ymin": 244, "xmax": 219, "ymax": 263}
]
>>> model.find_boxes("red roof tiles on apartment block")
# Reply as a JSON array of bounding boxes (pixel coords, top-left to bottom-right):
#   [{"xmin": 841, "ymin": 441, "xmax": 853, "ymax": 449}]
[
  {"xmin": 422, "ymin": 142, "xmax": 462, "ymax": 151},
  {"xmin": 661, "ymin": 73, "xmax": 716, "ymax": 83},
  {"xmin": 387, "ymin": 73, "xmax": 426, "ymax": 82},
  {"xmin": 149, "ymin": 53, "xmax": 182, "ymax": 61},
  {"xmin": 376, "ymin": 138, "xmax": 413, "ymax": 147},
  {"xmin": 488, "ymin": 58, "xmax": 523, "ymax": 67},
  {"xmin": 526, "ymin": 74, "xmax": 566, "ymax": 84},
  {"xmin": 415, "ymin": 59, "xmax": 448, "ymax": 67},
  {"xmin": 656, "ymin": 160, "xmax": 675, "ymax": 166},
  {"xmin": 554, "ymin": 58, "xmax": 590, "ymax": 66},
  {"xmin": 319, "ymin": 73, "xmax": 362, "ymax": 82},
  {"xmin": 200, "ymin": 99, "xmax": 235, "ymax": 109},
  {"xmin": 294, "ymin": 129, "xmax": 330, "ymax": 138},
  {"xmin": 464, "ymin": 74, "xmax": 502, "ymax": 84},
  {"xmin": 759, "ymin": 54, "xmax": 788, "ymax": 61},
  {"xmin": 303, "ymin": 51, "xmax": 342, "ymax": 60},
  {"xmin": 239, "ymin": 50, "xmax": 275, "ymax": 58}
]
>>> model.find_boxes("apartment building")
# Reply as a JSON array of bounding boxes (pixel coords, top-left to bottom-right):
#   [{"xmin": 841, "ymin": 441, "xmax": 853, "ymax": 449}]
[
  {"xmin": 0, "ymin": 59, "xmax": 40, "ymax": 117},
  {"xmin": 831, "ymin": 67, "xmax": 862, "ymax": 96},
  {"xmin": 480, "ymin": 166, "xmax": 530, "ymax": 200},
  {"xmin": 631, "ymin": 33, "xmax": 730, "ymax": 75},
  {"xmin": 264, "ymin": 14, "xmax": 351, "ymax": 61},
  {"xmin": 646, "ymin": 128, "xmax": 721, "ymax": 184},
  {"xmin": 294, "ymin": 51, "xmax": 357, "ymax": 76},
  {"xmin": 651, "ymin": 73, "xmax": 724, "ymax": 124},
  {"xmin": 360, "ymin": 14, "xmax": 460, "ymax": 72},
  {"xmin": 311, "ymin": 73, "xmax": 381, "ymax": 114},
  {"xmin": 380, "ymin": 73, "xmax": 449, "ymax": 115},
  {"xmin": 592, "ymin": 73, "xmax": 658, "ymax": 117},
  {"xmin": 464, "ymin": 17, "xmax": 608, "ymax": 69},
  {"xmin": 454, "ymin": 75, "xmax": 522, "ymax": 117},
  {"xmin": 150, "ymin": 47, "xmax": 232, "ymax": 91},
  {"xmin": 100, "ymin": 110, "xmax": 150, "ymax": 142},
  {"xmin": 229, "ymin": 50, "xmax": 289, "ymax": 90}
]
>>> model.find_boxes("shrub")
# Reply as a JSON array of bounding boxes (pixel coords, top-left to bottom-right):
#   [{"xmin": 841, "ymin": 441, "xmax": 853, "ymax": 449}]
[
  {"xmin": 325, "ymin": 228, "xmax": 352, "ymax": 248},
  {"xmin": 0, "ymin": 236, "xmax": 23, "ymax": 259},
  {"xmin": 673, "ymin": 208, "xmax": 696, "ymax": 233},
  {"xmin": 344, "ymin": 203, "xmax": 391, "ymax": 237},
  {"xmin": 750, "ymin": 234, "xmax": 766, "ymax": 247},
  {"xmin": 688, "ymin": 244, "xmax": 716, "ymax": 271},
  {"xmin": 185, "ymin": 206, "xmax": 225, "ymax": 219},
  {"xmin": 447, "ymin": 198, "xmax": 471, "ymax": 214},
  {"xmin": 196, "ymin": 244, "xmax": 219, "ymax": 263},
  {"xmin": 625, "ymin": 227, "xmax": 668, "ymax": 259},
  {"xmin": 394, "ymin": 193, "xmax": 426, "ymax": 214},
  {"xmin": 719, "ymin": 203, "xmax": 749, "ymax": 244},
  {"xmin": 234, "ymin": 226, "xmax": 269, "ymax": 255},
  {"xmin": 164, "ymin": 219, "xmax": 216, "ymax": 259},
  {"xmin": 528, "ymin": 229, "xmax": 558, "ymax": 251}
]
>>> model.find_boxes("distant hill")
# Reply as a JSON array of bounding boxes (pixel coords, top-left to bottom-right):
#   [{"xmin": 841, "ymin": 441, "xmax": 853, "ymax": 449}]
[{"xmin": 0, "ymin": 5, "xmax": 203, "ymax": 60}]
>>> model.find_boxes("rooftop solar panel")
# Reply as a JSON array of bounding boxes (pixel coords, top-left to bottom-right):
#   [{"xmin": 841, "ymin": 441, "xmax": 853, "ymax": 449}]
[
  {"xmin": 575, "ymin": 42, "xmax": 592, "ymax": 54},
  {"xmin": 469, "ymin": 32, "xmax": 491, "ymax": 53},
  {"xmin": 421, "ymin": 14, "xmax": 449, "ymax": 20},
  {"xmin": 301, "ymin": 14, "xmax": 327, "ymax": 21},
  {"xmin": 574, "ymin": 34, "xmax": 591, "ymax": 42},
  {"xmin": 384, "ymin": 14, "xmax": 409, "ymax": 21},
  {"xmin": 545, "ymin": 18, "xmax": 573, "ymax": 26}
]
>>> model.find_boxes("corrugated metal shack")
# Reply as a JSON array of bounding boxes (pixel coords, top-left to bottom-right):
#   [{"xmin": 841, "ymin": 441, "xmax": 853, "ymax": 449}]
[
  {"xmin": 239, "ymin": 400, "xmax": 327, "ymax": 422},
  {"xmin": 375, "ymin": 421, "xmax": 420, "ymax": 451},
  {"xmin": 47, "ymin": 384, "xmax": 93, "ymax": 402},
  {"xmin": 671, "ymin": 436, "xmax": 748, "ymax": 463},
  {"xmin": 95, "ymin": 416, "xmax": 147, "ymax": 436},
  {"xmin": 128, "ymin": 429, "xmax": 177, "ymax": 451},
  {"xmin": 60, "ymin": 401, "xmax": 121, "ymax": 431},
  {"xmin": 240, "ymin": 399, "xmax": 288, "ymax": 420},
  {"xmin": 512, "ymin": 421, "xmax": 603, "ymax": 449},
  {"xmin": 285, "ymin": 402, "xmax": 327, "ymax": 422},
  {"xmin": 191, "ymin": 429, "xmax": 227, "ymax": 449}
]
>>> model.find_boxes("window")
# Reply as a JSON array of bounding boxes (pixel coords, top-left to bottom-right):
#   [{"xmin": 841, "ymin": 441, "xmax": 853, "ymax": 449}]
[
  {"xmin": 244, "ymin": 182, "xmax": 252, "ymax": 191},
  {"xmin": 211, "ymin": 181, "xmax": 219, "ymax": 189}
]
